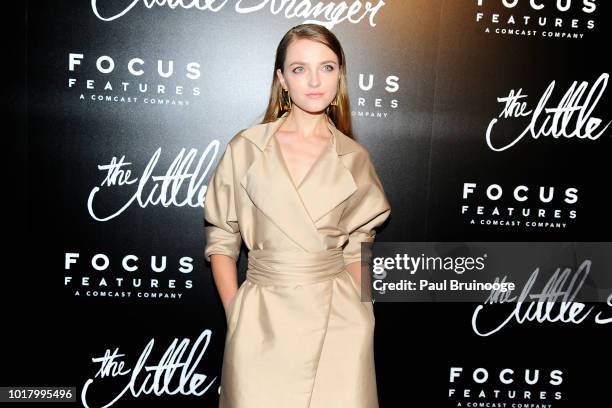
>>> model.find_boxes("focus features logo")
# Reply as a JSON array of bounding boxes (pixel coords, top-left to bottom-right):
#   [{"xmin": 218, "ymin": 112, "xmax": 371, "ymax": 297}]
[
  {"xmin": 449, "ymin": 366, "xmax": 564, "ymax": 404},
  {"xmin": 64, "ymin": 252, "xmax": 194, "ymax": 300},
  {"xmin": 67, "ymin": 53, "xmax": 201, "ymax": 106},
  {"xmin": 461, "ymin": 183, "xmax": 578, "ymax": 230},
  {"xmin": 474, "ymin": 0, "xmax": 598, "ymax": 39}
]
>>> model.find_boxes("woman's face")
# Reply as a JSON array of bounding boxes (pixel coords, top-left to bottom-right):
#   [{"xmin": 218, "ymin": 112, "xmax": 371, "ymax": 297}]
[{"xmin": 277, "ymin": 38, "xmax": 340, "ymax": 114}]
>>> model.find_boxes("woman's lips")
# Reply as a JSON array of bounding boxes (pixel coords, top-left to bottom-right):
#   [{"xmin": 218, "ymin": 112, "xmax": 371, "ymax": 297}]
[{"xmin": 306, "ymin": 93, "xmax": 324, "ymax": 98}]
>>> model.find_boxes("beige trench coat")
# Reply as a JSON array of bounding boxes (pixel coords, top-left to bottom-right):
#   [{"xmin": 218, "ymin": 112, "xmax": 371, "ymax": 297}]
[{"xmin": 204, "ymin": 111, "xmax": 391, "ymax": 408}]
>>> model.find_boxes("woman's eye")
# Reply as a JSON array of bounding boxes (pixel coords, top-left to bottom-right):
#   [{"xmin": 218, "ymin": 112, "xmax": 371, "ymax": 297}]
[{"xmin": 292, "ymin": 65, "xmax": 334, "ymax": 73}]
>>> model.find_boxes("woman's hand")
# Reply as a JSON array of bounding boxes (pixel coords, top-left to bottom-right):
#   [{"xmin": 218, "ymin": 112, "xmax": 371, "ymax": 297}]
[
  {"xmin": 346, "ymin": 261, "xmax": 373, "ymax": 301},
  {"xmin": 210, "ymin": 254, "xmax": 239, "ymax": 312},
  {"xmin": 224, "ymin": 291, "xmax": 238, "ymax": 312}
]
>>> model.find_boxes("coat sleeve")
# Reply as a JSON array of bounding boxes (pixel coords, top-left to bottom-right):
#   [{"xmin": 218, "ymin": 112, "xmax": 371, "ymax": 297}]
[
  {"xmin": 203, "ymin": 143, "xmax": 242, "ymax": 262},
  {"xmin": 342, "ymin": 151, "xmax": 391, "ymax": 266}
]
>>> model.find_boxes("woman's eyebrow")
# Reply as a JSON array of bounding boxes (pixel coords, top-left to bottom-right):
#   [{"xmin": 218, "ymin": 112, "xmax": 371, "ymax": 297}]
[{"xmin": 289, "ymin": 60, "xmax": 337, "ymax": 66}]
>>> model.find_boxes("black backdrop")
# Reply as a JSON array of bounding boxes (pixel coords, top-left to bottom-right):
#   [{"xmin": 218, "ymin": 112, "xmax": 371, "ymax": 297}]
[{"xmin": 5, "ymin": 0, "xmax": 611, "ymax": 406}]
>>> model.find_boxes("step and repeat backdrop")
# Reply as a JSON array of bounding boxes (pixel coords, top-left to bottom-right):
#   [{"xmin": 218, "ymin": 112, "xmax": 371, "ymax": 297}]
[{"xmin": 12, "ymin": 0, "xmax": 611, "ymax": 406}]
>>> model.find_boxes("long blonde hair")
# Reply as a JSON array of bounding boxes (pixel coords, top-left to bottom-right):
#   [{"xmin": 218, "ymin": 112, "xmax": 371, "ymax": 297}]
[{"xmin": 261, "ymin": 23, "xmax": 354, "ymax": 139}]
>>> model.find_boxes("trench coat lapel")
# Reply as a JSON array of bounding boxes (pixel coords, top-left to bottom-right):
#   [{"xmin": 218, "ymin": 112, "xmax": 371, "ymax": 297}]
[
  {"xmin": 240, "ymin": 111, "xmax": 358, "ymax": 251},
  {"xmin": 297, "ymin": 132, "xmax": 357, "ymax": 223}
]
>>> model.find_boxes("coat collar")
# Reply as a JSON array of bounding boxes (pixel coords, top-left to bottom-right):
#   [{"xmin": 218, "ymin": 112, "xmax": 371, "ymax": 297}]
[
  {"xmin": 239, "ymin": 111, "xmax": 358, "ymax": 251},
  {"xmin": 240, "ymin": 111, "xmax": 360, "ymax": 156}
]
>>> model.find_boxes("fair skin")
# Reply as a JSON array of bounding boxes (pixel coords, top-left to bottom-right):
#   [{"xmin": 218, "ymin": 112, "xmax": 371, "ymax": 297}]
[
  {"xmin": 210, "ymin": 254, "xmax": 239, "ymax": 313},
  {"xmin": 212, "ymin": 38, "xmax": 362, "ymax": 314}
]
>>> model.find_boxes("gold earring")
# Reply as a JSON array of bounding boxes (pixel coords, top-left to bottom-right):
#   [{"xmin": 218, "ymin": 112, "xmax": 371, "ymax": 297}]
[
  {"xmin": 330, "ymin": 94, "xmax": 339, "ymax": 106},
  {"xmin": 280, "ymin": 88, "xmax": 292, "ymax": 111}
]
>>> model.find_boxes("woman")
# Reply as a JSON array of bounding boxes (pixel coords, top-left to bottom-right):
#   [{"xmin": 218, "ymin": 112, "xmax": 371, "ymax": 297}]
[{"xmin": 204, "ymin": 23, "xmax": 391, "ymax": 408}]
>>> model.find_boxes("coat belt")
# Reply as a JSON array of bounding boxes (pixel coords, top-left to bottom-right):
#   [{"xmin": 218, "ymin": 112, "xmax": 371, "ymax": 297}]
[{"xmin": 246, "ymin": 248, "xmax": 346, "ymax": 286}]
